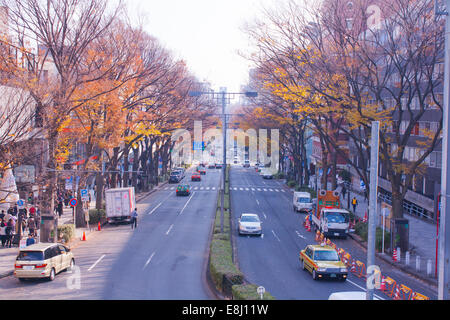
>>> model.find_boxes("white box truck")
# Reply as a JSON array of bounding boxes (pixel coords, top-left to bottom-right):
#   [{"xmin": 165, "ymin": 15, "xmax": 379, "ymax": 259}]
[
  {"xmin": 293, "ymin": 191, "xmax": 313, "ymax": 213},
  {"xmin": 105, "ymin": 187, "xmax": 136, "ymax": 224}
]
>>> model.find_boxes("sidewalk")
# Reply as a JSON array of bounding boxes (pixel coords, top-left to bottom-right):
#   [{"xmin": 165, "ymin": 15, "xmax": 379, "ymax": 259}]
[{"xmin": 0, "ymin": 181, "xmax": 167, "ymax": 280}]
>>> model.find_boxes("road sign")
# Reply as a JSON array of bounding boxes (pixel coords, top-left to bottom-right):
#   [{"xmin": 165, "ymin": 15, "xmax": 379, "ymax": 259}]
[
  {"xmin": 69, "ymin": 198, "xmax": 78, "ymax": 207},
  {"xmin": 80, "ymin": 189, "xmax": 88, "ymax": 197},
  {"xmin": 17, "ymin": 199, "xmax": 24, "ymax": 208},
  {"xmin": 257, "ymin": 286, "xmax": 265, "ymax": 300}
]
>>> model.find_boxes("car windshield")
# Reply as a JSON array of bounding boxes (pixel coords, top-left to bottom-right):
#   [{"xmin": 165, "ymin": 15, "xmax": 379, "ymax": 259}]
[
  {"xmin": 314, "ymin": 250, "xmax": 340, "ymax": 261},
  {"xmin": 325, "ymin": 211, "xmax": 349, "ymax": 223},
  {"xmin": 297, "ymin": 197, "xmax": 311, "ymax": 203},
  {"xmin": 241, "ymin": 215, "xmax": 260, "ymax": 223},
  {"xmin": 17, "ymin": 251, "xmax": 44, "ymax": 261}
]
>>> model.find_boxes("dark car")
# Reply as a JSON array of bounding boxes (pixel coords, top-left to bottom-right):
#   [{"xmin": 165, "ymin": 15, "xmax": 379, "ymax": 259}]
[
  {"xmin": 176, "ymin": 184, "xmax": 191, "ymax": 196},
  {"xmin": 215, "ymin": 164, "xmax": 223, "ymax": 169},
  {"xmin": 208, "ymin": 164, "xmax": 216, "ymax": 169}
]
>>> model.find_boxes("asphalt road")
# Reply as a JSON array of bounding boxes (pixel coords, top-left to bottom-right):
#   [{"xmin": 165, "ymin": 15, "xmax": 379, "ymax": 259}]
[
  {"xmin": 230, "ymin": 166, "xmax": 391, "ymax": 300},
  {"xmin": 0, "ymin": 167, "xmax": 220, "ymax": 300}
]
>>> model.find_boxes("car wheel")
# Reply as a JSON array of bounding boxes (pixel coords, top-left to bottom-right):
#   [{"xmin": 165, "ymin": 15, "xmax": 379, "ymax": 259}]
[
  {"xmin": 68, "ymin": 259, "xmax": 75, "ymax": 271},
  {"xmin": 48, "ymin": 268, "xmax": 56, "ymax": 281},
  {"xmin": 312, "ymin": 269, "xmax": 318, "ymax": 280},
  {"xmin": 18, "ymin": 278, "xmax": 28, "ymax": 282},
  {"xmin": 340, "ymin": 277, "xmax": 347, "ymax": 282}
]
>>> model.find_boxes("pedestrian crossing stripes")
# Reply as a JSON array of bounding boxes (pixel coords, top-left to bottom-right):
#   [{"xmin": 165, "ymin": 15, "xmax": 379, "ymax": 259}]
[{"xmin": 230, "ymin": 187, "xmax": 287, "ymax": 194}]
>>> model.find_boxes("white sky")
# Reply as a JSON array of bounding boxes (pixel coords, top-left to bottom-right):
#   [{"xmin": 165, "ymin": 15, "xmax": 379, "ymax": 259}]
[{"xmin": 127, "ymin": 0, "xmax": 278, "ymax": 93}]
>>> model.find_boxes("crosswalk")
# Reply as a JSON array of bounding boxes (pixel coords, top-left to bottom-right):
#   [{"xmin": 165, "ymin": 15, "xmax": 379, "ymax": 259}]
[{"xmin": 161, "ymin": 185, "xmax": 287, "ymax": 193}]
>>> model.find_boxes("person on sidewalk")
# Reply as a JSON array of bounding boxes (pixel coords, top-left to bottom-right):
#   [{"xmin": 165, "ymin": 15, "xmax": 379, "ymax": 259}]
[
  {"xmin": 0, "ymin": 220, "xmax": 6, "ymax": 247},
  {"xmin": 352, "ymin": 197, "xmax": 358, "ymax": 213},
  {"xmin": 131, "ymin": 208, "xmax": 138, "ymax": 230},
  {"xmin": 27, "ymin": 216, "xmax": 36, "ymax": 237},
  {"xmin": 341, "ymin": 186, "xmax": 347, "ymax": 200},
  {"xmin": 26, "ymin": 233, "xmax": 35, "ymax": 246},
  {"xmin": 5, "ymin": 219, "xmax": 14, "ymax": 248}
]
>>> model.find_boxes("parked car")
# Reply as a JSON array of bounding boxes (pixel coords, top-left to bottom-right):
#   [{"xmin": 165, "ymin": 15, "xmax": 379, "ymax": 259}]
[
  {"xmin": 14, "ymin": 243, "xmax": 75, "ymax": 282},
  {"xmin": 176, "ymin": 184, "xmax": 191, "ymax": 196},
  {"xmin": 238, "ymin": 213, "xmax": 262, "ymax": 236}
]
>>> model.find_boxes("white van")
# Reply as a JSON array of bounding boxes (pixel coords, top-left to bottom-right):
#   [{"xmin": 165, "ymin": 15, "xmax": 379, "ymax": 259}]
[{"xmin": 293, "ymin": 192, "xmax": 313, "ymax": 213}]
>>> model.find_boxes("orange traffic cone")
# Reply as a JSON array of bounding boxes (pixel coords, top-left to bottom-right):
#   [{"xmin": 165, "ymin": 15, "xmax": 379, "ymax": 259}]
[
  {"xmin": 380, "ymin": 276, "xmax": 386, "ymax": 291},
  {"xmin": 393, "ymin": 285, "xmax": 401, "ymax": 300},
  {"xmin": 392, "ymin": 248, "xmax": 398, "ymax": 262},
  {"xmin": 98, "ymin": 222, "xmax": 101, "ymax": 231},
  {"xmin": 82, "ymin": 231, "xmax": 86, "ymax": 241}
]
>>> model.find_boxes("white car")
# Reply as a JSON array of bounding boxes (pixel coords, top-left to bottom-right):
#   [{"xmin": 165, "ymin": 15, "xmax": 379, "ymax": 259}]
[
  {"xmin": 238, "ymin": 213, "xmax": 262, "ymax": 236},
  {"xmin": 260, "ymin": 169, "xmax": 273, "ymax": 179}
]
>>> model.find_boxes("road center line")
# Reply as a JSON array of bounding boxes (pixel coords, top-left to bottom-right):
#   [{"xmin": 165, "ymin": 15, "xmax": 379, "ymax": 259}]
[
  {"xmin": 179, "ymin": 191, "xmax": 196, "ymax": 215},
  {"xmin": 88, "ymin": 254, "xmax": 106, "ymax": 271},
  {"xmin": 143, "ymin": 252, "xmax": 156, "ymax": 270},
  {"xmin": 166, "ymin": 224, "xmax": 174, "ymax": 235},
  {"xmin": 256, "ymin": 199, "xmax": 260, "ymax": 205}
]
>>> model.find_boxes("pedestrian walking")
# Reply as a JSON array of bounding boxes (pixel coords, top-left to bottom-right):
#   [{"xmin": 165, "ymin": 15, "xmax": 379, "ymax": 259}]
[
  {"xmin": 27, "ymin": 216, "xmax": 36, "ymax": 237},
  {"xmin": 131, "ymin": 208, "xmax": 138, "ymax": 230},
  {"xmin": 342, "ymin": 186, "xmax": 347, "ymax": 200},
  {"xmin": 57, "ymin": 201, "xmax": 63, "ymax": 218},
  {"xmin": 5, "ymin": 219, "xmax": 14, "ymax": 248},
  {"xmin": 352, "ymin": 197, "xmax": 358, "ymax": 213},
  {"xmin": 0, "ymin": 220, "xmax": 6, "ymax": 247}
]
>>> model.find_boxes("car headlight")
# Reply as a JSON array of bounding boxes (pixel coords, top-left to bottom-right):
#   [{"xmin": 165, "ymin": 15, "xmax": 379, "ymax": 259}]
[
  {"xmin": 317, "ymin": 268, "xmax": 327, "ymax": 272},
  {"xmin": 340, "ymin": 268, "xmax": 347, "ymax": 273}
]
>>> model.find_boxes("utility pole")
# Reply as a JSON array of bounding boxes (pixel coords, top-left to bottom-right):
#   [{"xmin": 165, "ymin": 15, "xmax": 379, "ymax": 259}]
[
  {"xmin": 367, "ymin": 121, "xmax": 379, "ymax": 300},
  {"xmin": 189, "ymin": 88, "xmax": 258, "ymax": 233},
  {"xmin": 437, "ymin": 0, "xmax": 450, "ymax": 300}
]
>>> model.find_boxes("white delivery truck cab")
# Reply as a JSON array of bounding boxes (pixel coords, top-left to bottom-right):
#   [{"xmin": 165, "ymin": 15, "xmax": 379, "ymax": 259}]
[
  {"xmin": 293, "ymin": 192, "xmax": 313, "ymax": 213},
  {"xmin": 105, "ymin": 187, "xmax": 136, "ymax": 224}
]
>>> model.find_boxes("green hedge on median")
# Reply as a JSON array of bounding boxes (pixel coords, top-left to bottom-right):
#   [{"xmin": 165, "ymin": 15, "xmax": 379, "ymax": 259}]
[{"xmin": 231, "ymin": 284, "xmax": 276, "ymax": 300}]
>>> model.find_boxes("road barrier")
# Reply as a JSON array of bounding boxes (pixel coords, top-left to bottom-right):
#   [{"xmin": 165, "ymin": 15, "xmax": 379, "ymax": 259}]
[
  {"xmin": 381, "ymin": 277, "xmax": 397, "ymax": 297},
  {"xmin": 398, "ymin": 284, "xmax": 413, "ymax": 300},
  {"xmin": 412, "ymin": 292, "xmax": 430, "ymax": 300},
  {"xmin": 355, "ymin": 260, "xmax": 366, "ymax": 279}
]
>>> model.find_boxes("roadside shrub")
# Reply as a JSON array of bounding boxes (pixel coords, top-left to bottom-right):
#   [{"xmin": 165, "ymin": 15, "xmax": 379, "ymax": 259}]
[
  {"xmin": 354, "ymin": 222, "xmax": 391, "ymax": 252},
  {"xmin": 232, "ymin": 284, "xmax": 276, "ymax": 300},
  {"xmin": 287, "ymin": 180, "xmax": 296, "ymax": 188},
  {"xmin": 355, "ymin": 221, "xmax": 368, "ymax": 240},
  {"xmin": 89, "ymin": 209, "xmax": 106, "ymax": 225},
  {"xmin": 57, "ymin": 224, "xmax": 75, "ymax": 244}
]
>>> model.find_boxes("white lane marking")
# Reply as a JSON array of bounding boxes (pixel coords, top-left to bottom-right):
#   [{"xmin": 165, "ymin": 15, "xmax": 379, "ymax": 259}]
[
  {"xmin": 200, "ymin": 187, "xmax": 204, "ymax": 190},
  {"xmin": 88, "ymin": 254, "xmax": 106, "ymax": 271},
  {"xmin": 143, "ymin": 252, "xmax": 156, "ymax": 270},
  {"xmin": 256, "ymin": 199, "xmax": 260, "ymax": 205},
  {"xmin": 179, "ymin": 191, "xmax": 196, "ymax": 215},
  {"xmin": 166, "ymin": 224, "xmax": 174, "ymax": 235},
  {"xmin": 170, "ymin": 187, "xmax": 174, "ymax": 190},
  {"xmin": 281, "ymin": 190, "xmax": 285, "ymax": 193},
  {"xmin": 272, "ymin": 230, "xmax": 281, "ymax": 242},
  {"xmin": 295, "ymin": 230, "xmax": 306, "ymax": 240},
  {"xmin": 346, "ymin": 279, "xmax": 385, "ymax": 300},
  {"xmin": 263, "ymin": 188, "xmax": 267, "ymax": 192},
  {"xmin": 194, "ymin": 187, "xmax": 198, "ymax": 190},
  {"xmin": 245, "ymin": 188, "xmax": 249, "ymax": 191},
  {"xmin": 261, "ymin": 233, "xmax": 264, "ymax": 239},
  {"xmin": 164, "ymin": 187, "xmax": 169, "ymax": 190},
  {"xmin": 148, "ymin": 202, "xmax": 162, "ymax": 215},
  {"xmin": 257, "ymin": 188, "xmax": 261, "ymax": 191},
  {"xmin": 240, "ymin": 188, "xmax": 244, "ymax": 191},
  {"xmin": 263, "ymin": 213, "xmax": 267, "ymax": 220},
  {"xmin": 269, "ymin": 189, "xmax": 273, "ymax": 192},
  {"xmin": 275, "ymin": 189, "xmax": 279, "ymax": 192},
  {"xmin": 206, "ymin": 187, "xmax": 210, "ymax": 190},
  {"xmin": 251, "ymin": 188, "xmax": 255, "ymax": 191}
]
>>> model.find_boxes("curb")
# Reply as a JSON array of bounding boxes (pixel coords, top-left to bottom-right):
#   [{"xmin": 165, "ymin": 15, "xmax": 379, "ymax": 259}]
[{"xmin": 348, "ymin": 233, "xmax": 438, "ymax": 288}]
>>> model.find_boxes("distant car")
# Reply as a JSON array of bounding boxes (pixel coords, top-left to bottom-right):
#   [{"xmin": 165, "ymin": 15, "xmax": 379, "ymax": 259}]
[
  {"xmin": 14, "ymin": 243, "xmax": 75, "ymax": 282},
  {"xmin": 238, "ymin": 213, "xmax": 262, "ymax": 236},
  {"xmin": 176, "ymin": 184, "xmax": 191, "ymax": 196},
  {"xmin": 243, "ymin": 160, "xmax": 250, "ymax": 168},
  {"xmin": 261, "ymin": 169, "xmax": 273, "ymax": 179},
  {"xmin": 191, "ymin": 173, "xmax": 201, "ymax": 181},
  {"xmin": 215, "ymin": 164, "xmax": 223, "ymax": 169},
  {"xmin": 169, "ymin": 171, "xmax": 182, "ymax": 183},
  {"xmin": 197, "ymin": 168, "xmax": 206, "ymax": 175},
  {"xmin": 208, "ymin": 164, "xmax": 216, "ymax": 169},
  {"xmin": 299, "ymin": 244, "xmax": 348, "ymax": 281}
]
